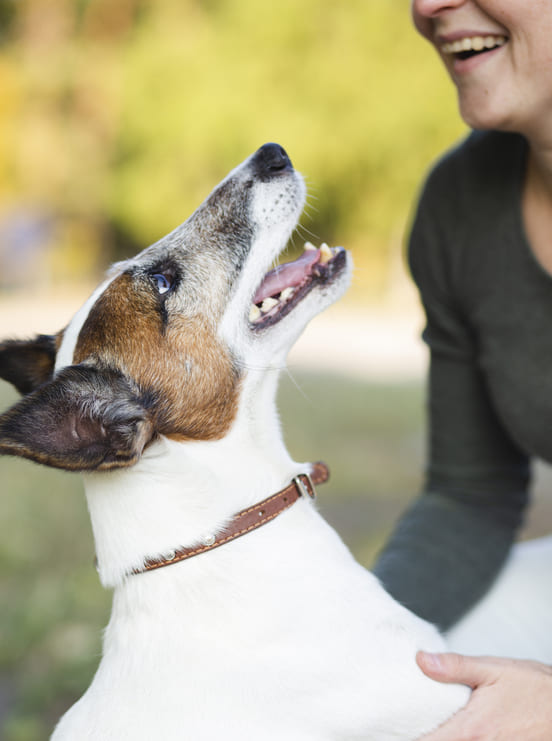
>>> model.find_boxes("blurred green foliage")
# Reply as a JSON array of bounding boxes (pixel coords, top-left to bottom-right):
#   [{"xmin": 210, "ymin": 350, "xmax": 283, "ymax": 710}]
[{"xmin": 0, "ymin": 0, "xmax": 466, "ymax": 293}]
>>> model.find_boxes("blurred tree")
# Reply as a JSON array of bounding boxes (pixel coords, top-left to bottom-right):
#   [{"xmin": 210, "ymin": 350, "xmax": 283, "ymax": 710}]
[
  {"xmin": 0, "ymin": 0, "xmax": 17, "ymax": 44},
  {"xmin": 0, "ymin": 0, "xmax": 465, "ymax": 293}
]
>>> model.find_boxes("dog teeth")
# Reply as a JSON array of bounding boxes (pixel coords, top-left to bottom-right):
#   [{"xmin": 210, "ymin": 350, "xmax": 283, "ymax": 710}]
[
  {"xmin": 305, "ymin": 240, "xmax": 337, "ymax": 264},
  {"xmin": 249, "ymin": 304, "xmax": 262, "ymax": 322},
  {"xmin": 250, "ymin": 242, "xmax": 338, "ymax": 325},
  {"xmin": 319, "ymin": 243, "xmax": 332, "ymax": 264},
  {"xmin": 261, "ymin": 297, "xmax": 278, "ymax": 313}
]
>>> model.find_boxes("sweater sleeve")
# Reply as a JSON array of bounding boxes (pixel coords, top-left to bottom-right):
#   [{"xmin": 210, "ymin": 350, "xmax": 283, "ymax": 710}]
[{"xmin": 372, "ymin": 160, "xmax": 530, "ymax": 631}]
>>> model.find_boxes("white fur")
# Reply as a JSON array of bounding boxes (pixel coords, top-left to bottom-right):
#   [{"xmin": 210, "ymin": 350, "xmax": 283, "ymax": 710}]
[
  {"xmin": 54, "ymin": 417, "xmax": 470, "ymax": 740},
  {"xmin": 55, "ymin": 277, "xmax": 117, "ymax": 373},
  {"xmin": 48, "ymin": 149, "xmax": 471, "ymax": 740}
]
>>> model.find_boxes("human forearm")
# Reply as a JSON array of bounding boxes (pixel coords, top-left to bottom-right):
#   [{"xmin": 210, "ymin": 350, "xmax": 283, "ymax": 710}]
[{"xmin": 372, "ymin": 490, "xmax": 524, "ymax": 630}]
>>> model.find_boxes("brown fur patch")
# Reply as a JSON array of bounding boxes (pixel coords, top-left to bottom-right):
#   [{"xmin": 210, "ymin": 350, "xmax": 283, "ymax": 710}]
[
  {"xmin": 73, "ymin": 273, "xmax": 241, "ymax": 441},
  {"xmin": 55, "ymin": 330, "xmax": 65, "ymax": 352}
]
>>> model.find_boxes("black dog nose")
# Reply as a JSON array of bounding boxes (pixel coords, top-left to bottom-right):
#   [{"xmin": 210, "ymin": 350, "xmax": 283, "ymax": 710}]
[{"xmin": 252, "ymin": 143, "xmax": 293, "ymax": 180}]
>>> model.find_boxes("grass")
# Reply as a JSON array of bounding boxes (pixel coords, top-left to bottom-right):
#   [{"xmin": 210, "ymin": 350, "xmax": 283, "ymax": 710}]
[{"xmin": 0, "ymin": 373, "xmax": 427, "ymax": 739}]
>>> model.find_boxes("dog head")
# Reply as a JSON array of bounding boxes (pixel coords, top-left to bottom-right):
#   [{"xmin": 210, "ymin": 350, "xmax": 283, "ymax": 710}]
[{"xmin": 0, "ymin": 144, "xmax": 351, "ymax": 472}]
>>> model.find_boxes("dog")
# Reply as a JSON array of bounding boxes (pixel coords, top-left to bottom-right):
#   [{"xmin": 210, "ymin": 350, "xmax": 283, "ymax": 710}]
[{"xmin": 0, "ymin": 144, "xmax": 469, "ymax": 740}]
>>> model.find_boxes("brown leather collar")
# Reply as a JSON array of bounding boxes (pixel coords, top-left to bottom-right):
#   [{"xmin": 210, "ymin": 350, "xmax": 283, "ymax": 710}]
[{"xmin": 133, "ymin": 462, "xmax": 329, "ymax": 575}]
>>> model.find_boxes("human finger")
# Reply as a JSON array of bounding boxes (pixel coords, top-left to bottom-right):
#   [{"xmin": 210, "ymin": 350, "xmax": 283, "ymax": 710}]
[{"xmin": 417, "ymin": 651, "xmax": 500, "ymax": 688}]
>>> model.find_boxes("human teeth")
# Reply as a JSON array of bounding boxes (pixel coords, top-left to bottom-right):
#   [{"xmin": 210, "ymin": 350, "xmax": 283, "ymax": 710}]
[
  {"xmin": 261, "ymin": 297, "xmax": 278, "ymax": 313},
  {"xmin": 319, "ymin": 243, "xmax": 332, "ymax": 264},
  {"xmin": 304, "ymin": 241, "xmax": 317, "ymax": 251},
  {"xmin": 441, "ymin": 35, "xmax": 506, "ymax": 55},
  {"xmin": 249, "ymin": 304, "xmax": 261, "ymax": 322},
  {"xmin": 280, "ymin": 287, "xmax": 294, "ymax": 301}
]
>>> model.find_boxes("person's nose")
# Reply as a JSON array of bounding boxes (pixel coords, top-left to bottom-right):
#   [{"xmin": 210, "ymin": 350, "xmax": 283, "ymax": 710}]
[{"xmin": 411, "ymin": 0, "xmax": 467, "ymax": 39}]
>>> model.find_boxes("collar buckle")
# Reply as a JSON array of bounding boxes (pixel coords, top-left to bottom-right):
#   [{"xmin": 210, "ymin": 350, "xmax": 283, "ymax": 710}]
[{"xmin": 293, "ymin": 472, "xmax": 316, "ymax": 499}]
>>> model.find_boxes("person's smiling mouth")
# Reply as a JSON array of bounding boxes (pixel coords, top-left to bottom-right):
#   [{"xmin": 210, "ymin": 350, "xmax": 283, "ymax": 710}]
[{"xmin": 440, "ymin": 34, "xmax": 508, "ymax": 61}]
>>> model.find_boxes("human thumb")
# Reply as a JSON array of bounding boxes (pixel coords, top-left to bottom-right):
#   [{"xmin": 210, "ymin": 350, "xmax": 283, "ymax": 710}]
[{"xmin": 416, "ymin": 651, "xmax": 497, "ymax": 689}]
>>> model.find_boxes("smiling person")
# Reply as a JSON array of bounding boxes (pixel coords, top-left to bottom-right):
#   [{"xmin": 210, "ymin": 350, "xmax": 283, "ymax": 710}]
[{"xmin": 372, "ymin": 1, "xmax": 552, "ymax": 738}]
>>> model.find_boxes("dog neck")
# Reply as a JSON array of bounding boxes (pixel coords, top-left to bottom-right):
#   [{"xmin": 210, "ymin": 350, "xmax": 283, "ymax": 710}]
[{"xmin": 84, "ymin": 369, "xmax": 305, "ymax": 587}]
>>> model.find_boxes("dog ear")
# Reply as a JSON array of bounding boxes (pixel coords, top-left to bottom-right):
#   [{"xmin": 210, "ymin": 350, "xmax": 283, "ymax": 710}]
[
  {"xmin": 0, "ymin": 365, "xmax": 155, "ymax": 471},
  {"xmin": 0, "ymin": 335, "xmax": 58, "ymax": 394}
]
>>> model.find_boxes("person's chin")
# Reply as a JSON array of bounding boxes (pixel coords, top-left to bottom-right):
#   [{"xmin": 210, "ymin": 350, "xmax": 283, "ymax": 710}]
[{"xmin": 458, "ymin": 95, "xmax": 516, "ymax": 133}]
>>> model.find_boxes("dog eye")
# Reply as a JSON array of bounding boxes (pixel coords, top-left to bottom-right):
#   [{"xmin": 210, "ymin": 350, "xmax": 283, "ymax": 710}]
[{"xmin": 152, "ymin": 273, "xmax": 171, "ymax": 295}]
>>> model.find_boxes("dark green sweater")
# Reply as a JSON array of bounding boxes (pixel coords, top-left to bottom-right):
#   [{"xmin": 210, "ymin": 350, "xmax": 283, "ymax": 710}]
[{"xmin": 373, "ymin": 130, "xmax": 547, "ymax": 630}]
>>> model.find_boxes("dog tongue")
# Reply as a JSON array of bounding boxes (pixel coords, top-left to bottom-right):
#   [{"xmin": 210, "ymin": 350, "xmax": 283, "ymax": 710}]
[{"xmin": 253, "ymin": 249, "xmax": 321, "ymax": 303}]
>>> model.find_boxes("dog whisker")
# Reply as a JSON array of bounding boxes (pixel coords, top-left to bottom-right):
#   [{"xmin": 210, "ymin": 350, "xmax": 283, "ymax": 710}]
[
  {"xmin": 282, "ymin": 367, "xmax": 312, "ymax": 403},
  {"xmin": 295, "ymin": 223, "xmax": 320, "ymax": 242},
  {"xmin": 304, "ymin": 201, "xmax": 320, "ymax": 217},
  {"xmin": 241, "ymin": 361, "xmax": 287, "ymax": 373}
]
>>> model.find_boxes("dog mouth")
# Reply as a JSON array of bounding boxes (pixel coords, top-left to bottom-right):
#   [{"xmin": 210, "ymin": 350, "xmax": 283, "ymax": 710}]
[{"xmin": 249, "ymin": 242, "xmax": 347, "ymax": 329}]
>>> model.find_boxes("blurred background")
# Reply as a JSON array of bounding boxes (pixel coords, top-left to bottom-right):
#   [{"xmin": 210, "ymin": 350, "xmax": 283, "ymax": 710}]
[{"xmin": 1, "ymin": 1, "xmax": 551, "ymax": 739}]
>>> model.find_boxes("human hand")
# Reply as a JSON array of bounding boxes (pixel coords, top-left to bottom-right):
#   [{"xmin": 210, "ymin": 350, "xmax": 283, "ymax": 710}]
[{"xmin": 417, "ymin": 651, "xmax": 552, "ymax": 740}]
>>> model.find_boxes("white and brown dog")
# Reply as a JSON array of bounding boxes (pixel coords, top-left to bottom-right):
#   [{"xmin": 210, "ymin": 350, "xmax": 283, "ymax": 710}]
[{"xmin": 0, "ymin": 144, "xmax": 469, "ymax": 740}]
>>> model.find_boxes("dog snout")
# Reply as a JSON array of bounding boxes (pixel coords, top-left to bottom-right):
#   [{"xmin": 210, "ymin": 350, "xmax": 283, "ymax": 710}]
[{"xmin": 252, "ymin": 143, "xmax": 293, "ymax": 181}]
